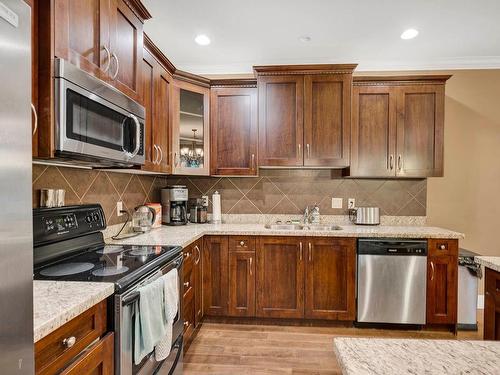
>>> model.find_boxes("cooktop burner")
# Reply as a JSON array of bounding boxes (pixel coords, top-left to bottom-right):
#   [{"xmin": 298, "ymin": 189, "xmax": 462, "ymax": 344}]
[
  {"xmin": 92, "ymin": 266, "xmax": 130, "ymax": 277},
  {"xmin": 96, "ymin": 245, "xmax": 125, "ymax": 254},
  {"xmin": 126, "ymin": 246, "xmax": 156, "ymax": 256},
  {"xmin": 39, "ymin": 262, "xmax": 95, "ymax": 277}
]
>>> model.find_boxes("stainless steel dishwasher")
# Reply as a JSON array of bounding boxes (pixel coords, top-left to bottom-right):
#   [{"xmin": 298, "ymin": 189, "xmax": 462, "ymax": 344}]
[{"xmin": 357, "ymin": 239, "xmax": 428, "ymax": 325}]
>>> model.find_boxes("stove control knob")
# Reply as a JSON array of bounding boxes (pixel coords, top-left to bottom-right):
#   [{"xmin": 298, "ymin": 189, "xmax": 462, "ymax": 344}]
[
  {"xmin": 85, "ymin": 216, "xmax": 92, "ymax": 223},
  {"xmin": 93, "ymin": 213, "xmax": 99, "ymax": 222}
]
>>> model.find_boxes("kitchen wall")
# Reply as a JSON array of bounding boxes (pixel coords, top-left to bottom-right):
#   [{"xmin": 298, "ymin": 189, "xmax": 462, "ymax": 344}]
[
  {"xmin": 168, "ymin": 170, "xmax": 426, "ymax": 216},
  {"xmin": 425, "ymin": 69, "xmax": 500, "ymax": 257},
  {"xmin": 32, "ymin": 164, "xmax": 167, "ymax": 225}
]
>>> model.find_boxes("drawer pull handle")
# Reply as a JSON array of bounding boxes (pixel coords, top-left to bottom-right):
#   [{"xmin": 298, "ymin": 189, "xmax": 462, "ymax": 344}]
[
  {"xmin": 430, "ymin": 261, "xmax": 435, "ymax": 281},
  {"xmin": 62, "ymin": 336, "xmax": 76, "ymax": 348},
  {"xmin": 184, "ymin": 252, "xmax": 190, "ymax": 258},
  {"xmin": 184, "ymin": 281, "xmax": 190, "ymax": 288},
  {"xmin": 240, "ymin": 241, "xmax": 245, "ymax": 246},
  {"xmin": 184, "ymin": 321, "xmax": 189, "ymax": 327}
]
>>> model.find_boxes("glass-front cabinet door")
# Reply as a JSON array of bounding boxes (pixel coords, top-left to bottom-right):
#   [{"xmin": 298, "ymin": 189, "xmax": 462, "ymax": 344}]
[{"xmin": 172, "ymin": 80, "xmax": 210, "ymax": 175}]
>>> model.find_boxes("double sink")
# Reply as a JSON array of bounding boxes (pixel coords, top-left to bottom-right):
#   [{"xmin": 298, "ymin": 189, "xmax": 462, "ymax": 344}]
[{"xmin": 265, "ymin": 223, "xmax": 343, "ymax": 231}]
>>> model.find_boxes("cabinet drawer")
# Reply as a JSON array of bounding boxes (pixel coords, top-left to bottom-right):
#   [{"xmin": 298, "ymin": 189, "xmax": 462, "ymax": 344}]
[
  {"xmin": 428, "ymin": 239, "xmax": 458, "ymax": 257},
  {"xmin": 183, "ymin": 297, "xmax": 195, "ymax": 339},
  {"xmin": 229, "ymin": 236, "xmax": 256, "ymax": 252},
  {"xmin": 60, "ymin": 332, "xmax": 114, "ymax": 375},
  {"xmin": 35, "ymin": 300, "xmax": 107, "ymax": 375}
]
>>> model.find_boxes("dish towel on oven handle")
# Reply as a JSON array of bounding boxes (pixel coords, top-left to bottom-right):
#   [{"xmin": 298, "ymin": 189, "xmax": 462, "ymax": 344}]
[
  {"xmin": 155, "ymin": 268, "xmax": 179, "ymax": 361},
  {"xmin": 134, "ymin": 275, "xmax": 168, "ymax": 365}
]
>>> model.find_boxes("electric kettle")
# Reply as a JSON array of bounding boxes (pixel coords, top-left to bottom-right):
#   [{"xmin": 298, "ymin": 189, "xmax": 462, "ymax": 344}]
[{"xmin": 132, "ymin": 205, "xmax": 156, "ymax": 233}]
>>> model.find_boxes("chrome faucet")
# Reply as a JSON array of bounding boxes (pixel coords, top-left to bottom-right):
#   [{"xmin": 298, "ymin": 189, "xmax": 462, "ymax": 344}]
[
  {"xmin": 303, "ymin": 206, "xmax": 312, "ymax": 224},
  {"xmin": 303, "ymin": 204, "xmax": 320, "ymax": 225}
]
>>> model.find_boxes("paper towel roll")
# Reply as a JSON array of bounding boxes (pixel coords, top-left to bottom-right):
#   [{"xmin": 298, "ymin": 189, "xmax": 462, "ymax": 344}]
[{"xmin": 212, "ymin": 191, "xmax": 221, "ymax": 224}]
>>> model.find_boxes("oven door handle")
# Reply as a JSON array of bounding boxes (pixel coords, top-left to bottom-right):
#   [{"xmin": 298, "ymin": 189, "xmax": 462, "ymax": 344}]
[
  {"xmin": 152, "ymin": 337, "xmax": 183, "ymax": 375},
  {"xmin": 122, "ymin": 113, "xmax": 141, "ymax": 159},
  {"xmin": 121, "ymin": 256, "xmax": 183, "ymax": 307}
]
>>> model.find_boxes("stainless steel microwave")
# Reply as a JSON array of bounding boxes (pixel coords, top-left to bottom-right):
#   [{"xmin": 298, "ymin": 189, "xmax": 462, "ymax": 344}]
[{"xmin": 54, "ymin": 58, "xmax": 145, "ymax": 167}]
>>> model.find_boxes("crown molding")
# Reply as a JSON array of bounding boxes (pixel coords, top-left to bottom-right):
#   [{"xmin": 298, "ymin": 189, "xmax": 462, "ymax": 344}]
[
  {"xmin": 353, "ymin": 74, "xmax": 452, "ymax": 86},
  {"xmin": 122, "ymin": 0, "xmax": 152, "ymax": 21},
  {"xmin": 253, "ymin": 64, "xmax": 358, "ymax": 76},
  {"xmin": 210, "ymin": 78, "xmax": 257, "ymax": 88},
  {"xmin": 173, "ymin": 69, "xmax": 211, "ymax": 87},
  {"xmin": 144, "ymin": 33, "xmax": 176, "ymax": 74}
]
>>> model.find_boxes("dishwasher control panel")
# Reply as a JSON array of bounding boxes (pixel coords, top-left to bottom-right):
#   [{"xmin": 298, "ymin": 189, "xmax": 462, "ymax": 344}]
[{"xmin": 358, "ymin": 239, "xmax": 427, "ymax": 256}]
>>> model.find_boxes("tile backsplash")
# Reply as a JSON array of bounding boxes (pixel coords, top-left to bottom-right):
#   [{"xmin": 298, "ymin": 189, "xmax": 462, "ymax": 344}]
[
  {"xmin": 32, "ymin": 167, "xmax": 426, "ymax": 225},
  {"xmin": 169, "ymin": 170, "xmax": 427, "ymax": 216},
  {"xmin": 32, "ymin": 164, "xmax": 167, "ymax": 225}
]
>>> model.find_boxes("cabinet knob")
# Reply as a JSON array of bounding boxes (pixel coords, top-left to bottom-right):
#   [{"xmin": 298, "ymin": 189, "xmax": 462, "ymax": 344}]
[
  {"xmin": 184, "ymin": 281, "xmax": 190, "ymax": 288},
  {"xmin": 439, "ymin": 244, "xmax": 446, "ymax": 250},
  {"xmin": 240, "ymin": 241, "xmax": 245, "ymax": 246},
  {"xmin": 184, "ymin": 321, "xmax": 189, "ymax": 327},
  {"xmin": 184, "ymin": 252, "xmax": 190, "ymax": 258},
  {"xmin": 62, "ymin": 336, "xmax": 76, "ymax": 348}
]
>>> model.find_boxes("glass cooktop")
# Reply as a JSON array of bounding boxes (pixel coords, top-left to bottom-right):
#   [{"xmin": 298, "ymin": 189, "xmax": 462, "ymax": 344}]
[{"xmin": 34, "ymin": 244, "xmax": 182, "ymax": 293}]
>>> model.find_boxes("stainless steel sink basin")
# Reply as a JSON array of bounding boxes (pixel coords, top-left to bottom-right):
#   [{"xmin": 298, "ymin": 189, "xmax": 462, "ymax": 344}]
[
  {"xmin": 306, "ymin": 224, "xmax": 343, "ymax": 231},
  {"xmin": 265, "ymin": 223, "xmax": 343, "ymax": 231},
  {"xmin": 265, "ymin": 224, "xmax": 304, "ymax": 230}
]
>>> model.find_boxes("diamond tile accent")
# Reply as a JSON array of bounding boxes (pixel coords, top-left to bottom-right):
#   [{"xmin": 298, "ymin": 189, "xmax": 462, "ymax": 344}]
[{"xmin": 31, "ymin": 166, "xmax": 427, "ymax": 222}]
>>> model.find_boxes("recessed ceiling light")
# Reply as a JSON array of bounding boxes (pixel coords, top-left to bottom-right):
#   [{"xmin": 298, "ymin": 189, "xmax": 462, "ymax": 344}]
[
  {"xmin": 299, "ymin": 36, "xmax": 311, "ymax": 42},
  {"xmin": 401, "ymin": 28, "xmax": 419, "ymax": 40},
  {"xmin": 194, "ymin": 34, "xmax": 211, "ymax": 46}
]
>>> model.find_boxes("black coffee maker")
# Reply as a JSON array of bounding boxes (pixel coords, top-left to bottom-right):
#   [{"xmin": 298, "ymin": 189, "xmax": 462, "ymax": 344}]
[{"xmin": 161, "ymin": 186, "xmax": 188, "ymax": 225}]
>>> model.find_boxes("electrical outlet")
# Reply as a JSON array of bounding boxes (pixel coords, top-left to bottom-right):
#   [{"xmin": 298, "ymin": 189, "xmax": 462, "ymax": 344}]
[
  {"xmin": 201, "ymin": 195, "xmax": 209, "ymax": 207},
  {"xmin": 348, "ymin": 198, "xmax": 356, "ymax": 209},
  {"xmin": 116, "ymin": 201, "xmax": 123, "ymax": 216},
  {"xmin": 331, "ymin": 198, "xmax": 343, "ymax": 209}
]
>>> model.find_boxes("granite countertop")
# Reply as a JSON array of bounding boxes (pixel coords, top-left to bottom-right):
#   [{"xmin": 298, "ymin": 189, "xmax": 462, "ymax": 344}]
[
  {"xmin": 334, "ymin": 337, "xmax": 500, "ymax": 375},
  {"xmin": 33, "ymin": 280, "xmax": 114, "ymax": 342},
  {"xmin": 111, "ymin": 223, "xmax": 464, "ymax": 248},
  {"xmin": 475, "ymin": 256, "xmax": 500, "ymax": 273}
]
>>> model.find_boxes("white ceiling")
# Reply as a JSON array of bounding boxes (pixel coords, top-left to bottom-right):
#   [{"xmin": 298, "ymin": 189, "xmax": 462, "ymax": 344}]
[{"xmin": 143, "ymin": 0, "xmax": 500, "ymax": 75}]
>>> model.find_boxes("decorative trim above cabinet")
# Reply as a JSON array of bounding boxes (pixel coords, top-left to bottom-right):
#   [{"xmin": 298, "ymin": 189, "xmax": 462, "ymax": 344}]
[
  {"xmin": 122, "ymin": 0, "xmax": 152, "ymax": 21},
  {"xmin": 353, "ymin": 75, "xmax": 452, "ymax": 86},
  {"xmin": 210, "ymin": 78, "xmax": 257, "ymax": 88},
  {"xmin": 254, "ymin": 64, "xmax": 358, "ymax": 76},
  {"xmin": 144, "ymin": 33, "xmax": 176, "ymax": 75},
  {"xmin": 173, "ymin": 70, "xmax": 211, "ymax": 88}
]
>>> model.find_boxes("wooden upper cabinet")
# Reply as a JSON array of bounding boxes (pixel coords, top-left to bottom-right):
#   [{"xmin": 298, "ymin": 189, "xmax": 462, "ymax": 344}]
[
  {"xmin": 172, "ymin": 75, "xmax": 211, "ymax": 175},
  {"xmin": 53, "ymin": 0, "xmax": 148, "ymax": 101},
  {"xmin": 396, "ymin": 84, "xmax": 445, "ymax": 177},
  {"xmin": 141, "ymin": 49, "xmax": 156, "ymax": 171},
  {"xmin": 304, "ymin": 74, "xmax": 351, "ymax": 167},
  {"xmin": 255, "ymin": 65, "xmax": 356, "ymax": 168},
  {"xmin": 351, "ymin": 85, "xmax": 397, "ymax": 177},
  {"xmin": 210, "ymin": 82, "xmax": 258, "ymax": 176},
  {"xmin": 257, "ymin": 75, "xmax": 304, "ymax": 167},
  {"xmin": 54, "ymin": 0, "xmax": 111, "ymax": 80},
  {"xmin": 350, "ymin": 76, "xmax": 450, "ymax": 178},
  {"xmin": 108, "ymin": 0, "xmax": 143, "ymax": 101},
  {"xmin": 202, "ymin": 236, "xmax": 229, "ymax": 316},
  {"xmin": 304, "ymin": 238, "xmax": 356, "ymax": 320},
  {"xmin": 154, "ymin": 67, "xmax": 172, "ymax": 173},
  {"xmin": 426, "ymin": 239, "xmax": 458, "ymax": 325},
  {"xmin": 256, "ymin": 237, "xmax": 305, "ymax": 318}
]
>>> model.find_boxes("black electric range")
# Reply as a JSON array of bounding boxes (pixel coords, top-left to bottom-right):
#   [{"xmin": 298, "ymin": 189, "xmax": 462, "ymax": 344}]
[{"xmin": 33, "ymin": 204, "xmax": 182, "ymax": 293}]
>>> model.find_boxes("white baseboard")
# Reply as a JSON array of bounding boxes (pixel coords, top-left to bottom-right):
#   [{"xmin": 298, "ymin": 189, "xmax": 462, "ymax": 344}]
[{"xmin": 477, "ymin": 294, "xmax": 484, "ymax": 309}]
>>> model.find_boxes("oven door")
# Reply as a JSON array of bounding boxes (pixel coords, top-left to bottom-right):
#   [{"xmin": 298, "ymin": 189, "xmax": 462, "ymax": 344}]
[
  {"xmin": 54, "ymin": 70, "xmax": 145, "ymax": 166},
  {"xmin": 115, "ymin": 254, "xmax": 184, "ymax": 375}
]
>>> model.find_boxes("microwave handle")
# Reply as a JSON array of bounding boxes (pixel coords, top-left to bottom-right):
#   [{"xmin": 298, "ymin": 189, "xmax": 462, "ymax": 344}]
[{"xmin": 123, "ymin": 114, "xmax": 141, "ymax": 159}]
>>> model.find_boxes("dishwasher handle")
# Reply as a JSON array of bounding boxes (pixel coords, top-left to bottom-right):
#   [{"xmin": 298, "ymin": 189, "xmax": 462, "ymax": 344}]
[{"xmin": 358, "ymin": 239, "xmax": 427, "ymax": 256}]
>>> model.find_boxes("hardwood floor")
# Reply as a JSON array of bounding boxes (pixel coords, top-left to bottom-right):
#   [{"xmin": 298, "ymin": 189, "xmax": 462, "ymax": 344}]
[{"xmin": 184, "ymin": 314, "xmax": 483, "ymax": 374}]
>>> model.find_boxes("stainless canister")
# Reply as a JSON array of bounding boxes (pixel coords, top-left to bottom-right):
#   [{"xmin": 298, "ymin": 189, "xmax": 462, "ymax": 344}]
[{"xmin": 40, "ymin": 188, "xmax": 65, "ymax": 208}]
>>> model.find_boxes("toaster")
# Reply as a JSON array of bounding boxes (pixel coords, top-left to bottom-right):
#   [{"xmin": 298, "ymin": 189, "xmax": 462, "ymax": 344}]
[{"xmin": 349, "ymin": 207, "xmax": 380, "ymax": 225}]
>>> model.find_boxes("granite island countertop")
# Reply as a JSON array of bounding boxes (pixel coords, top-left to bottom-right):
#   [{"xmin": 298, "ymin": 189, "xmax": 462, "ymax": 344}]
[
  {"xmin": 334, "ymin": 337, "xmax": 500, "ymax": 375},
  {"xmin": 34, "ymin": 280, "xmax": 114, "ymax": 342},
  {"xmin": 111, "ymin": 222, "xmax": 464, "ymax": 248},
  {"xmin": 475, "ymin": 256, "xmax": 500, "ymax": 273}
]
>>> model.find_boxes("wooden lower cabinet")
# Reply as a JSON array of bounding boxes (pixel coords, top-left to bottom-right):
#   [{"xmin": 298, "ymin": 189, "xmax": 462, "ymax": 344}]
[
  {"xmin": 256, "ymin": 237, "xmax": 305, "ymax": 318},
  {"xmin": 484, "ymin": 267, "xmax": 500, "ymax": 340},
  {"xmin": 192, "ymin": 240, "xmax": 203, "ymax": 326},
  {"xmin": 35, "ymin": 300, "xmax": 111, "ymax": 375},
  {"xmin": 228, "ymin": 250, "xmax": 256, "ymax": 317},
  {"xmin": 183, "ymin": 240, "xmax": 203, "ymax": 346},
  {"xmin": 426, "ymin": 239, "xmax": 458, "ymax": 325},
  {"xmin": 202, "ymin": 236, "xmax": 229, "ymax": 316},
  {"xmin": 60, "ymin": 333, "xmax": 114, "ymax": 375},
  {"xmin": 304, "ymin": 238, "xmax": 356, "ymax": 320}
]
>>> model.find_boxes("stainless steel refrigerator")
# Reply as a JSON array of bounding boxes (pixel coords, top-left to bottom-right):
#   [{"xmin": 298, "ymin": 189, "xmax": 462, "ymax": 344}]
[{"xmin": 0, "ymin": 0, "xmax": 34, "ymax": 373}]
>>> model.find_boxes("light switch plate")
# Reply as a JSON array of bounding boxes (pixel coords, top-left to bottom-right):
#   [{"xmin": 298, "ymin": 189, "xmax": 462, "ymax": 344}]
[{"xmin": 331, "ymin": 198, "xmax": 343, "ymax": 209}]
